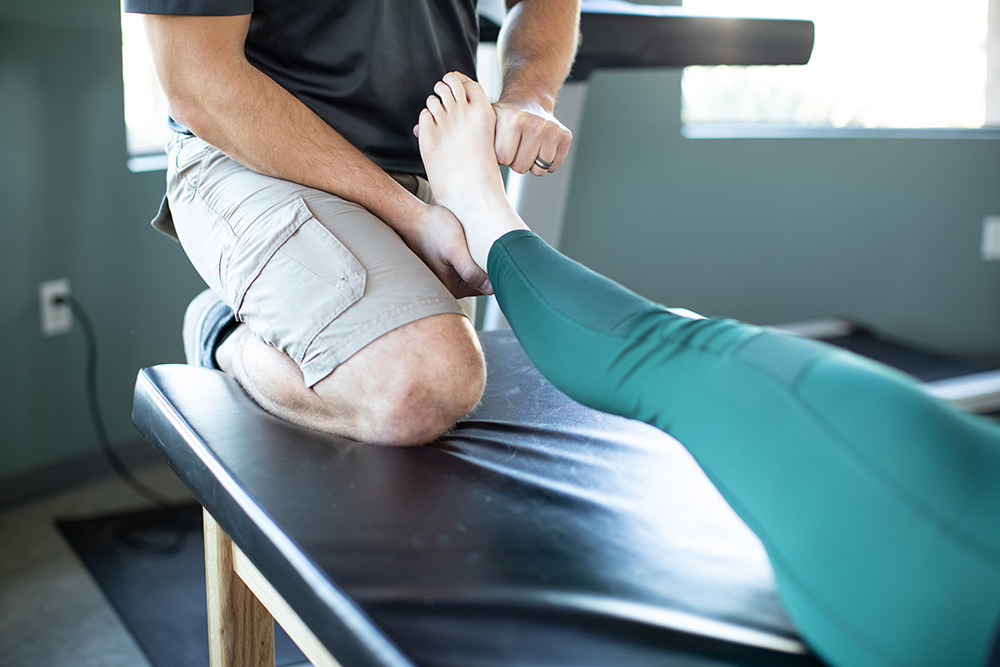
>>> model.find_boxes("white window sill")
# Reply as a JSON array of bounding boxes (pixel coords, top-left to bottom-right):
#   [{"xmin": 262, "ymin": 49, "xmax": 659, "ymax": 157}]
[
  {"xmin": 127, "ymin": 154, "xmax": 168, "ymax": 173},
  {"xmin": 682, "ymin": 123, "xmax": 1000, "ymax": 140}
]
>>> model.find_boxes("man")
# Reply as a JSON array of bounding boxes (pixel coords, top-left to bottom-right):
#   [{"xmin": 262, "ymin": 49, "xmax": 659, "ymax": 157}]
[{"xmin": 125, "ymin": 0, "xmax": 580, "ymax": 445}]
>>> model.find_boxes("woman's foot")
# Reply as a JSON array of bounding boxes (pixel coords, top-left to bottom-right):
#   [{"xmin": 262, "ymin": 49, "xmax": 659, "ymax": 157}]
[{"xmin": 417, "ymin": 71, "xmax": 529, "ymax": 272}]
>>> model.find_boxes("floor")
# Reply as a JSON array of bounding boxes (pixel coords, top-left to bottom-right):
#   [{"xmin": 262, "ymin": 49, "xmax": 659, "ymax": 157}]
[{"xmin": 0, "ymin": 461, "xmax": 310, "ymax": 667}]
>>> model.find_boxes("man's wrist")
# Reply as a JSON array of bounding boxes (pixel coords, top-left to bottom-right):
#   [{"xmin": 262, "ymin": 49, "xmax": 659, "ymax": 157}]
[
  {"xmin": 343, "ymin": 169, "xmax": 429, "ymax": 239},
  {"xmin": 497, "ymin": 83, "xmax": 558, "ymax": 113},
  {"xmin": 382, "ymin": 195, "xmax": 432, "ymax": 243}
]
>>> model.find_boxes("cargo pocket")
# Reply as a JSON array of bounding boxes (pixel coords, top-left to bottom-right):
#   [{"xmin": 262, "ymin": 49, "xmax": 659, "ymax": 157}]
[{"xmin": 223, "ymin": 197, "xmax": 367, "ymax": 365}]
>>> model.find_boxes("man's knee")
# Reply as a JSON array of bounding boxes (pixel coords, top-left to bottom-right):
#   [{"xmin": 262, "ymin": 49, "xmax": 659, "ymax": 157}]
[
  {"xmin": 369, "ymin": 355, "xmax": 485, "ymax": 446},
  {"xmin": 361, "ymin": 328, "xmax": 486, "ymax": 446},
  {"xmin": 315, "ymin": 314, "xmax": 486, "ymax": 446}
]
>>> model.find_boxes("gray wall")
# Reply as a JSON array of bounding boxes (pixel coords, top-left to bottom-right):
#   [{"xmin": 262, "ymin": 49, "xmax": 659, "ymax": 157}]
[
  {"xmin": 563, "ymin": 69, "xmax": 1000, "ymax": 355},
  {"xmin": 2, "ymin": 2, "xmax": 999, "ymax": 487},
  {"xmin": 1, "ymin": 0, "xmax": 205, "ymax": 483}
]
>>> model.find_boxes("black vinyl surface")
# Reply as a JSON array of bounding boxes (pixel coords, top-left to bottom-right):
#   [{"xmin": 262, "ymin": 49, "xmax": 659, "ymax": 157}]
[
  {"xmin": 133, "ymin": 330, "xmax": 827, "ymax": 667},
  {"xmin": 57, "ymin": 504, "xmax": 306, "ymax": 667}
]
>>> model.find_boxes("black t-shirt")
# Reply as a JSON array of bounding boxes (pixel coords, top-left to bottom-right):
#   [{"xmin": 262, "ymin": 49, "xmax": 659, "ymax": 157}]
[{"xmin": 125, "ymin": 0, "xmax": 479, "ymax": 174}]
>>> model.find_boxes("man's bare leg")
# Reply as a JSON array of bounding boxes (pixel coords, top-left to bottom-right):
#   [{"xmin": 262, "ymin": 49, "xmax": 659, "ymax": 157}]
[
  {"xmin": 417, "ymin": 71, "xmax": 530, "ymax": 272},
  {"xmin": 216, "ymin": 314, "xmax": 485, "ymax": 447},
  {"xmin": 208, "ymin": 71, "xmax": 512, "ymax": 447}
]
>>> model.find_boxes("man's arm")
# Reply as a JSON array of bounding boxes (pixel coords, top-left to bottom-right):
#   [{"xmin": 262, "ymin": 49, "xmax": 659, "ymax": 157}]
[
  {"xmin": 495, "ymin": 0, "xmax": 581, "ymax": 176},
  {"xmin": 143, "ymin": 14, "xmax": 490, "ymax": 297}
]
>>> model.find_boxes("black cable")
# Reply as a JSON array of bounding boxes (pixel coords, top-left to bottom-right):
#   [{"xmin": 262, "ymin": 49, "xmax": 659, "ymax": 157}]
[{"xmin": 66, "ymin": 295, "xmax": 197, "ymax": 554}]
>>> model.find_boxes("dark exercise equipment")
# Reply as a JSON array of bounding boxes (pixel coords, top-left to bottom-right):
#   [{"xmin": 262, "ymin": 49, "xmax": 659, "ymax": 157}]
[
  {"xmin": 134, "ymin": 331, "xmax": 827, "ymax": 667},
  {"xmin": 478, "ymin": 0, "xmax": 815, "ymax": 72},
  {"xmin": 570, "ymin": 0, "xmax": 814, "ymax": 78}
]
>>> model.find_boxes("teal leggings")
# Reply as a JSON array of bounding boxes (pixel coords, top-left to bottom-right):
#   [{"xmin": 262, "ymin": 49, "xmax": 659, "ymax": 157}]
[{"xmin": 487, "ymin": 230, "xmax": 1000, "ymax": 667}]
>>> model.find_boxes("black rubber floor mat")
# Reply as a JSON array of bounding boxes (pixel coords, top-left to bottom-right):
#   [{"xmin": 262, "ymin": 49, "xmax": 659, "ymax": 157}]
[{"xmin": 56, "ymin": 503, "xmax": 306, "ymax": 667}]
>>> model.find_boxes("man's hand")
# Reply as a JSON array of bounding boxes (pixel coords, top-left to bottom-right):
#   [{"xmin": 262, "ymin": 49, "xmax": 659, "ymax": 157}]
[
  {"xmin": 493, "ymin": 97, "xmax": 572, "ymax": 177},
  {"xmin": 492, "ymin": 0, "xmax": 579, "ymax": 176},
  {"xmin": 401, "ymin": 206, "xmax": 493, "ymax": 299}
]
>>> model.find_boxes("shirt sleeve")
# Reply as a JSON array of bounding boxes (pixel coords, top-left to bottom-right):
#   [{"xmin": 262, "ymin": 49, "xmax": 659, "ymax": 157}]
[{"xmin": 123, "ymin": 0, "xmax": 253, "ymax": 15}]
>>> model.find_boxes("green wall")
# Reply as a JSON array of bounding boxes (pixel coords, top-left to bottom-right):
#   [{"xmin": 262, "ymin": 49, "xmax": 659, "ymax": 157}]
[
  {"xmin": 563, "ymin": 69, "xmax": 1000, "ymax": 355},
  {"xmin": 2, "ymin": 2, "xmax": 999, "ymax": 487},
  {"xmin": 0, "ymin": 0, "xmax": 205, "ymax": 483}
]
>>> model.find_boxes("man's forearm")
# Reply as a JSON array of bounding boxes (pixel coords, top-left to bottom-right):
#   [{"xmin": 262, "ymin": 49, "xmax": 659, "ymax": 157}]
[
  {"xmin": 157, "ymin": 38, "xmax": 424, "ymax": 238},
  {"xmin": 498, "ymin": 0, "xmax": 581, "ymax": 109}
]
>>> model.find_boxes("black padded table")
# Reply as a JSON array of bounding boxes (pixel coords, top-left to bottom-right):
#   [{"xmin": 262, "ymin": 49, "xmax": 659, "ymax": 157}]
[{"xmin": 133, "ymin": 331, "xmax": 827, "ymax": 667}]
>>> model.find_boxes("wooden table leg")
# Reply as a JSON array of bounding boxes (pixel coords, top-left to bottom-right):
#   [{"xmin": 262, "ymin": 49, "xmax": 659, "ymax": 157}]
[{"xmin": 204, "ymin": 508, "xmax": 276, "ymax": 667}]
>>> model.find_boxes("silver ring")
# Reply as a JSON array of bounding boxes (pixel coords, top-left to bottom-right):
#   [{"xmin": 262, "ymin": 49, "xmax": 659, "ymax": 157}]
[{"xmin": 534, "ymin": 156, "xmax": 555, "ymax": 170}]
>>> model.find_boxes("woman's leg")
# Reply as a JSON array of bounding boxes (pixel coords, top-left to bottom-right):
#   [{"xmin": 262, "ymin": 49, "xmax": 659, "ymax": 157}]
[
  {"xmin": 419, "ymin": 72, "xmax": 1000, "ymax": 667},
  {"xmin": 488, "ymin": 230, "xmax": 1000, "ymax": 667}
]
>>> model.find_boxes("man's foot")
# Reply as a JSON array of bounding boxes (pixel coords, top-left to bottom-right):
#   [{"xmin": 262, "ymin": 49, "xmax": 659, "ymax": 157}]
[
  {"xmin": 182, "ymin": 289, "xmax": 239, "ymax": 370},
  {"xmin": 418, "ymin": 71, "xmax": 529, "ymax": 271}
]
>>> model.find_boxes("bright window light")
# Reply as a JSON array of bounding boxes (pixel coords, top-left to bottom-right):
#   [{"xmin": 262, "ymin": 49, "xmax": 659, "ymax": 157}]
[
  {"xmin": 682, "ymin": 0, "xmax": 994, "ymax": 130},
  {"xmin": 122, "ymin": 9, "xmax": 170, "ymax": 165}
]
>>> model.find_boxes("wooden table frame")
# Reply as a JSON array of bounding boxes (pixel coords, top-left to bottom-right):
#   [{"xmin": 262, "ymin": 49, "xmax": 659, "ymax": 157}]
[{"xmin": 203, "ymin": 508, "xmax": 341, "ymax": 667}]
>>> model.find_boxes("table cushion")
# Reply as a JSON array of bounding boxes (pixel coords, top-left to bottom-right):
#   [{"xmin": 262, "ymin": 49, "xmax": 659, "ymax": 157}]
[{"xmin": 133, "ymin": 330, "xmax": 822, "ymax": 667}]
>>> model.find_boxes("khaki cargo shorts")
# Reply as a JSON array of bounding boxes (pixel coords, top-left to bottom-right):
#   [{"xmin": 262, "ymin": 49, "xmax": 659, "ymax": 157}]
[{"xmin": 158, "ymin": 132, "xmax": 465, "ymax": 387}]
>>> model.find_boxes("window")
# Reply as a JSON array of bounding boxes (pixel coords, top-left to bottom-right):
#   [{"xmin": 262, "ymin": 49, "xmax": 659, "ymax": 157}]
[
  {"xmin": 682, "ymin": 0, "xmax": 999, "ymax": 134},
  {"xmin": 121, "ymin": 10, "xmax": 170, "ymax": 170}
]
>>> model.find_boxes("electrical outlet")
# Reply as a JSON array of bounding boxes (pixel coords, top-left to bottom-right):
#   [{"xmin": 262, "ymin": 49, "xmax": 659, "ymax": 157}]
[
  {"xmin": 982, "ymin": 217, "xmax": 1000, "ymax": 261},
  {"xmin": 39, "ymin": 278, "xmax": 72, "ymax": 336}
]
